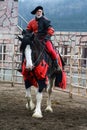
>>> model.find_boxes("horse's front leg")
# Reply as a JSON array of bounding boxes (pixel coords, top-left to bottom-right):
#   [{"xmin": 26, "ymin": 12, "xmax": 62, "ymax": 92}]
[
  {"xmin": 32, "ymin": 79, "xmax": 46, "ymax": 118},
  {"xmin": 45, "ymin": 78, "xmax": 53, "ymax": 112},
  {"xmin": 25, "ymin": 80, "xmax": 35, "ymax": 110},
  {"xmin": 32, "ymin": 92, "xmax": 43, "ymax": 118}
]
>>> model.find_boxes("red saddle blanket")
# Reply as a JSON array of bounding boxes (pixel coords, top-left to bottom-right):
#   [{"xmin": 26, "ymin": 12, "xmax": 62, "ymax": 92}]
[
  {"xmin": 22, "ymin": 54, "xmax": 67, "ymax": 89},
  {"xmin": 22, "ymin": 60, "xmax": 48, "ymax": 87}
]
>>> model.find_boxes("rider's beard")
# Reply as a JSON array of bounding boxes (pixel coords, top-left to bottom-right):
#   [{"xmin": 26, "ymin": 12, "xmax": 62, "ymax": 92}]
[{"xmin": 35, "ymin": 14, "xmax": 42, "ymax": 18}]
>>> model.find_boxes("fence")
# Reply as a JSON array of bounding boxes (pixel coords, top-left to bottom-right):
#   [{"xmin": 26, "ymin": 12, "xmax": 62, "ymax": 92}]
[
  {"xmin": 53, "ymin": 32, "xmax": 87, "ymax": 97},
  {"xmin": 0, "ymin": 31, "xmax": 23, "ymax": 85},
  {"xmin": 0, "ymin": 32, "xmax": 87, "ymax": 98}
]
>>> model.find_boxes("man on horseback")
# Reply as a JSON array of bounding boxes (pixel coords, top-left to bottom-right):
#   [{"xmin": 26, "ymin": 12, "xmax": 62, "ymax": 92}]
[
  {"xmin": 18, "ymin": 6, "xmax": 61, "ymax": 72},
  {"xmin": 17, "ymin": 6, "xmax": 66, "ymax": 118}
]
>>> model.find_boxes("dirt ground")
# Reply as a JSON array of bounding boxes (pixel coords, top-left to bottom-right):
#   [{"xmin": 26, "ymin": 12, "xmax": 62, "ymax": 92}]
[{"xmin": 0, "ymin": 83, "xmax": 87, "ymax": 130}]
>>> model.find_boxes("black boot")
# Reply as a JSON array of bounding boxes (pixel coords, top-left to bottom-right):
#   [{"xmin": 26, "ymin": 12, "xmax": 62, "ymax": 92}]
[{"xmin": 53, "ymin": 59, "xmax": 61, "ymax": 72}]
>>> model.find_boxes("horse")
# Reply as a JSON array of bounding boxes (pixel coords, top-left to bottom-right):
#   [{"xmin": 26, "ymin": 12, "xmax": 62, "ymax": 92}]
[{"xmin": 18, "ymin": 31, "xmax": 66, "ymax": 118}]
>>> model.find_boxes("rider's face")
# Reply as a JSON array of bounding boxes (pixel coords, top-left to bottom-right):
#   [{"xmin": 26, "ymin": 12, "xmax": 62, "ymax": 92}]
[{"xmin": 36, "ymin": 9, "xmax": 43, "ymax": 17}]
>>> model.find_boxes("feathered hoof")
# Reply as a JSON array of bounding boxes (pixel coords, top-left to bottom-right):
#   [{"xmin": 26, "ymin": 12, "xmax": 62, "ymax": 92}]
[
  {"xmin": 45, "ymin": 106, "xmax": 53, "ymax": 112},
  {"xmin": 32, "ymin": 112, "xmax": 43, "ymax": 118}
]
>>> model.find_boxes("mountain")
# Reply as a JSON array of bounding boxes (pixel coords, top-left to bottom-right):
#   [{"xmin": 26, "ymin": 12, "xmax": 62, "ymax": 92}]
[{"xmin": 18, "ymin": 0, "xmax": 87, "ymax": 32}]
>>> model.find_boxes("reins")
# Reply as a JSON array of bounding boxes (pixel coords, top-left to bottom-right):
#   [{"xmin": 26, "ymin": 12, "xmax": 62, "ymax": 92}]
[
  {"xmin": 33, "ymin": 45, "xmax": 45, "ymax": 66},
  {"xmin": 32, "ymin": 37, "xmax": 46, "ymax": 67}
]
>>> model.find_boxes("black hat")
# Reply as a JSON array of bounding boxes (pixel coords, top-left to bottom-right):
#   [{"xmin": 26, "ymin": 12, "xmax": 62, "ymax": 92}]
[{"xmin": 31, "ymin": 6, "xmax": 43, "ymax": 15}]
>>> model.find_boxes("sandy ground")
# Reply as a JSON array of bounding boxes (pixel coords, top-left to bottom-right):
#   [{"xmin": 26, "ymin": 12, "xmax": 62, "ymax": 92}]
[{"xmin": 0, "ymin": 83, "xmax": 87, "ymax": 130}]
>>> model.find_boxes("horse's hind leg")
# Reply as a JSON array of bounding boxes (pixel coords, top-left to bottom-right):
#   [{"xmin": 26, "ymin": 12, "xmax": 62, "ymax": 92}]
[
  {"xmin": 45, "ymin": 78, "xmax": 53, "ymax": 112},
  {"xmin": 25, "ymin": 88, "xmax": 35, "ymax": 110},
  {"xmin": 25, "ymin": 80, "xmax": 35, "ymax": 110}
]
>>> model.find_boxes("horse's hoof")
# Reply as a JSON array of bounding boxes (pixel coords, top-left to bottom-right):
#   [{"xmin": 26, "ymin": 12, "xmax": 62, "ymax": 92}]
[
  {"xmin": 30, "ymin": 103, "xmax": 35, "ymax": 110},
  {"xmin": 32, "ymin": 112, "xmax": 43, "ymax": 118},
  {"xmin": 26, "ymin": 103, "xmax": 29, "ymax": 109},
  {"xmin": 45, "ymin": 106, "xmax": 53, "ymax": 112}
]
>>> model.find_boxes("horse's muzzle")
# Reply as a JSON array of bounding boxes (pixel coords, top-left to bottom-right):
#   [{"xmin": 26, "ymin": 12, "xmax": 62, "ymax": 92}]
[{"xmin": 26, "ymin": 65, "xmax": 34, "ymax": 70}]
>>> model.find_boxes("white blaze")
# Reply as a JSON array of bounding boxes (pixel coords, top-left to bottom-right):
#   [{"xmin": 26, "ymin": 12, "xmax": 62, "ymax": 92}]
[{"xmin": 25, "ymin": 45, "xmax": 33, "ymax": 69}]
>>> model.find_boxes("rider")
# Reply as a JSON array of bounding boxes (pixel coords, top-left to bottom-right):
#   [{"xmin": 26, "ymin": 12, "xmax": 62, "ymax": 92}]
[{"xmin": 18, "ymin": 6, "xmax": 61, "ymax": 72}]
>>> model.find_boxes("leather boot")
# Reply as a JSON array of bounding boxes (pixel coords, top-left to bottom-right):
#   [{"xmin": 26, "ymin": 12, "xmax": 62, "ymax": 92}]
[{"xmin": 53, "ymin": 59, "xmax": 61, "ymax": 72}]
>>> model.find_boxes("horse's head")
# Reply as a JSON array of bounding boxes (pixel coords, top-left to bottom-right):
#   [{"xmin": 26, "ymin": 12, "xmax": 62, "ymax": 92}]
[
  {"xmin": 18, "ymin": 31, "xmax": 44, "ymax": 70},
  {"xmin": 18, "ymin": 32, "xmax": 35, "ymax": 70}
]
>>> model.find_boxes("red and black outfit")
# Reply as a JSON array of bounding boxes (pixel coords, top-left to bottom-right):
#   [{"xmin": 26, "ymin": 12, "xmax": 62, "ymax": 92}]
[{"xmin": 26, "ymin": 16, "xmax": 57, "ymax": 60}]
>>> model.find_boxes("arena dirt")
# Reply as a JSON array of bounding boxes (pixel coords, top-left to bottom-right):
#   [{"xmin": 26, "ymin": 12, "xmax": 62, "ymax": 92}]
[{"xmin": 0, "ymin": 83, "xmax": 87, "ymax": 130}]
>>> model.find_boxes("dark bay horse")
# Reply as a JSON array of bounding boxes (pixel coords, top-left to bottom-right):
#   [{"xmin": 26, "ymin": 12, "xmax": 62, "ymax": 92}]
[{"xmin": 18, "ymin": 31, "xmax": 66, "ymax": 118}]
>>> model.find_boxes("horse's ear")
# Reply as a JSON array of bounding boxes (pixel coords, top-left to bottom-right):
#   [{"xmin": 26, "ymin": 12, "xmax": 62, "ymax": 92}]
[{"xmin": 18, "ymin": 36, "xmax": 23, "ymax": 41}]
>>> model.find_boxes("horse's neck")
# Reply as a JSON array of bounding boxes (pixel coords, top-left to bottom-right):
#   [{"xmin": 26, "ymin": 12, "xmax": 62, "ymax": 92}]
[
  {"xmin": 31, "ymin": 39, "xmax": 52, "ymax": 67},
  {"xmin": 33, "ymin": 39, "xmax": 44, "ymax": 55},
  {"xmin": 33, "ymin": 38, "xmax": 43, "ymax": 50}
]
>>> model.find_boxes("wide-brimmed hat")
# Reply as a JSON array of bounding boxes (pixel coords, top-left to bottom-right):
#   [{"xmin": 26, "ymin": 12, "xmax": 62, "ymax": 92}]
[{"xmin": 31, "ymin": 6, "xmax": 43, "ymax": 15}]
